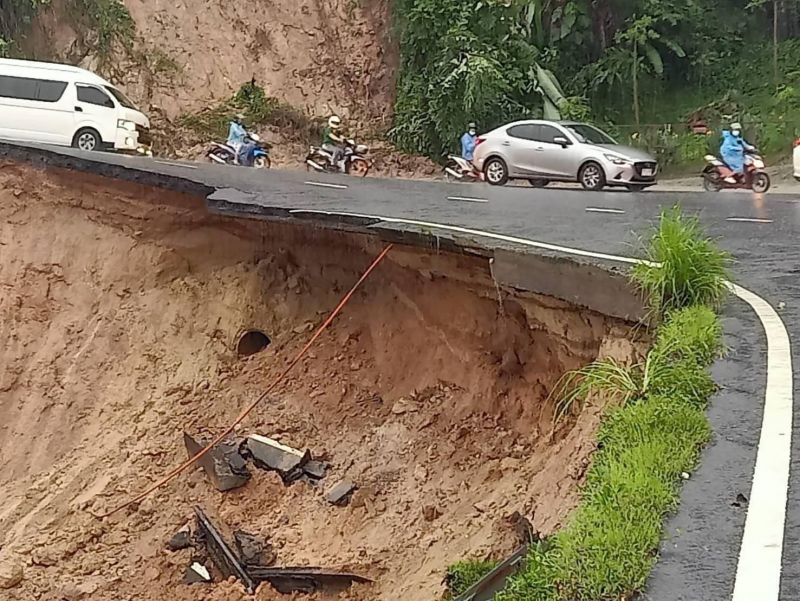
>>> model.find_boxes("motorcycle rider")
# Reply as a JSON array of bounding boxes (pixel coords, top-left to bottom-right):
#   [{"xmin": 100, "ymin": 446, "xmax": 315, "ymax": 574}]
[
  {"xmin": 720, "ymin": 122, "xmax": 755, "ymax": 184},
  {"xmin": 322, "ymin": 115, "xmax": 346, "ymax": 168},
  {"xmin": 460, "ymin": 122, "xmax": 478, "ymax": 162},
  {"xmin": 227, "ymin": 113, "xmax": 248, "ymax": 162}
]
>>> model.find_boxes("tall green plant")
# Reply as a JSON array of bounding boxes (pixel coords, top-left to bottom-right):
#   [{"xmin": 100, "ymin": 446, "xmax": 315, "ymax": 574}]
[{"xmin": 631, "ymin": 206, "xmax": 731, "ymax": 320}]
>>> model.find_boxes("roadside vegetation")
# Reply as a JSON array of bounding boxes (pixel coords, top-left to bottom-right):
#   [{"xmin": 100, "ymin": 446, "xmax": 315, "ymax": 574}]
[
  {"xmin": 392, "ymin": 0, "xmax": 800, "ymax": 169},
  {"xmin": 178, "ymin": 82, "xmax": 315, "ymax": 142},
  {"xmin": 448, "ymin": 206, "xmax": 731, "ymax": 600}
]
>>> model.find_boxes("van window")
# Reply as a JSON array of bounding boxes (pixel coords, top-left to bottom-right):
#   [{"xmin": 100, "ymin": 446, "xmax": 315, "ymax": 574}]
[
  {"xmin": 0, "ymin": 75, "xmax": 39, "ymax": 101},
  {"xmin": 0, "ymin": 75, "xmax": 68, "ymax": 103},
  {"xmin": 77, "ymin": 85, "xmax": 115, "ymax": 108},
  {"xmin": 37, "ymin": 80, "xmax": 68, "ymax": 102}
]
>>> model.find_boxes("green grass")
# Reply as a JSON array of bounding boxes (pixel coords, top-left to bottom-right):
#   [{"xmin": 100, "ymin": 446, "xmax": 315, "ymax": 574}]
[
  {"xmin": 631, "ymin": 206, "xmax": 731, "ymax": 321},
  {"xmin": 444, "ymin": 559, "xmax": 498, "ymax": 598},
  {"xmin": 486, "ymin": 206, "xmax": 728, "ymax": 601}
]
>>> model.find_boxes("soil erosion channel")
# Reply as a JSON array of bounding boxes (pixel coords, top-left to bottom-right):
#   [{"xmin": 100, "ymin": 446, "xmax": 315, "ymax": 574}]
[{"xmin": 0, "ymin": 162, "xmax": 640, "ymax": 600}]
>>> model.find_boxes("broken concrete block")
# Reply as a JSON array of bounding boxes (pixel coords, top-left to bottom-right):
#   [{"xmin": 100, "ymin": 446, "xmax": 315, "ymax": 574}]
[
  {"xmin": 183, "ymin": 562, "xmax": 211, "ymax": 584},
  {"xmin": 167, "ymin": 524, "xmax": 193, "ymax": 551},
  {"xmin": 303, "ymin": 459, "xmax": 328, "ymax": 480},
  {"xmin": 0, "ymin": 555, "xmax": 23, "ymax": 590},
  {"xmin": 234, "ymin": 531, "xmax": 275, "ymax": 567},
  {"xmin": 245, "ymin": 434, "xmax": 310, "ymax": 481},
  {"xmin": 326, "ymin": 480, "xmax": 356, "ymax": 506},
  {"xmin": 184, "ymin": 432, "xmax": 250, "ymax": 492}
]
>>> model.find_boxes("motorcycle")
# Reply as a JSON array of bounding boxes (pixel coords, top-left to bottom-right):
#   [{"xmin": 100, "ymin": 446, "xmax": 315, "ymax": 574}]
[
  {"xmin": 305, "ymin": 139, "xmax": 371, "ymax": 176},
  {"xmin": 206, "ymin": 133, "xmax": 271, "ymax": 169},
  {"xmin": 702, "ymin": 151, "xmax": 770, "ymax": 193},
  {"xmin": 443, "ymin": 155, "xmax": 482, "ymax": 182}
]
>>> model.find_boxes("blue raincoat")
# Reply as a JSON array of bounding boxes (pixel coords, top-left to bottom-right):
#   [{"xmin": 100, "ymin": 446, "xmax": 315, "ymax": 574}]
[
  {"xmin": 227, "ymin": 121, "xmax": 246, "ymax": 147},
  {"xmin": 461, "ymin": 132, "xmax": 477, "ymax": 161},
  {"xmin": 720, "ymin": 130, "xmax": 754, "ymax": 174}
]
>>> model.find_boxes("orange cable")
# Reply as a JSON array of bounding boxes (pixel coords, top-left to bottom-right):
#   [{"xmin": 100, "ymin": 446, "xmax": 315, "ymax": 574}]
[{"xmin": 101, "ymin": 243, "xmax": 393, "ymax": 517}]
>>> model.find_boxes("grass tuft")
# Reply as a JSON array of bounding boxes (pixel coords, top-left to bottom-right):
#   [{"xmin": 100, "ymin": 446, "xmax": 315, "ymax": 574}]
[
  {"xmin": 444, "ymin": 559, "xmax": 497, "ymax": 598},
  {"xmin": 631, "ymin": 206, "xmax": 731, "ymax": 321}
]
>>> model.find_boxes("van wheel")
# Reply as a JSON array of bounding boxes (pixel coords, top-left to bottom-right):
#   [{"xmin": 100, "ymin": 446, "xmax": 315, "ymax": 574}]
[{"xmin": 73, "ymin": 129, "xmax": 101, "ymax": 152}]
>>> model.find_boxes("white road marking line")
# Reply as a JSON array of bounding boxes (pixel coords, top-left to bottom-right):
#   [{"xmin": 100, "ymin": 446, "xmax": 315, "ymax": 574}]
[
  {"xmin": 727, "ymin": 217, "xmax": 773, "ymax": 224},
  {"xmin": 291, "ymin": 208, "xmax": 793, "ymax": 601},
  {"xmin": 585, "ymin": 207, "xmax": 626, "ymax": 214},
  {"xmin": 731, "ymin": 284, "xmax": 793, "ymax": 601},
  {"xmin": 154, "ymin": 160, "xmax": 198, "ymax": 169},
  {"xmin": 304, "ymin": 181, "xmax": 348, "ymax": 190},
  {"xmin": 447, "ymin": 196, "xmax": 489, "ymax": 203}
]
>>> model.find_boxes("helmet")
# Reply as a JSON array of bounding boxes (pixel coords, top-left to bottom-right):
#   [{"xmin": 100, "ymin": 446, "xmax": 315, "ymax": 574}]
[
  {"xmin": 234, "ymin": 113, "xmax": 245, "ymax": 124},
  {"xmin": 328, "ymin": 115, "xmax": 342, "ymax": 129},
  {"xmin": 468, "ymin": 122, "xmax": 477, "ymax": 130},
  {"xmin": 731, "ymin": 122, "xmax": 742, "ymax": 130}
]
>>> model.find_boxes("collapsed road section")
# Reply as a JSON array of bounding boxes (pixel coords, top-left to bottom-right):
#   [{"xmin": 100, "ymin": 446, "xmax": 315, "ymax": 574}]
[{"xmin": 0, "ymin": 160, "xmax": 645, "ymax": 600}]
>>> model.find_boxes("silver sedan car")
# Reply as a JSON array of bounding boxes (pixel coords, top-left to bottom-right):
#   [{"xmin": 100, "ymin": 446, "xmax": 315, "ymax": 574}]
[{"xmin": 472, "ymin": 120, "xmax": 658, "ymax": 191}]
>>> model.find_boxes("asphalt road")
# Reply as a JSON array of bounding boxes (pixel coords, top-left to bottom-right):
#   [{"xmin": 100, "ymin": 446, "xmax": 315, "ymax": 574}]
[{"xmin": 1, "ymin": 142, "xmax": 798, "ymax": 601}]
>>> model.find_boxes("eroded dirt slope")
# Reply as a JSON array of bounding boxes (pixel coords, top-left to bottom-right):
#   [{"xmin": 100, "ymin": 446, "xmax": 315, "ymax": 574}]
[
  {"xmin": 26, "ymin": 0, "xmax": 396, "ymax": 123},
  {"xmin": 0, "ymin": 162, "xmax": 639, "ymax": 600}
]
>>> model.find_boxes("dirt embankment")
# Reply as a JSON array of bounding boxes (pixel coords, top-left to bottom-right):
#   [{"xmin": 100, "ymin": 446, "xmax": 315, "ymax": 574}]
[
  {"xmin": 0, "ymin": 162, "xmax": 640, "ymax": 601},
  {"xmin": 25, "ymin": 0, "xmax": 397, "ymax": 123}
]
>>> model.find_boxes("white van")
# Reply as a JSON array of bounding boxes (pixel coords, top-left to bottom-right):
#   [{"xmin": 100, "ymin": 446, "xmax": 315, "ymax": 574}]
[{"xmin": 0, "ymin": 58, "xmax": 151, "ymax": 152}]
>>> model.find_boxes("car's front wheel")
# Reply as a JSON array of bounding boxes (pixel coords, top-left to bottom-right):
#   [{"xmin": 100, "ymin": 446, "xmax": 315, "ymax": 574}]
[
  {"xmin": 579, "ymin": 162, "xmax": 606, "ymax": 191},
  {"xmin": 484, "ymin": 158, "xmax": 509, "ymax": 186}
]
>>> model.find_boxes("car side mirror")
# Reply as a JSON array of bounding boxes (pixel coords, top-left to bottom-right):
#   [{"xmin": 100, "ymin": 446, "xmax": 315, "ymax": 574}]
[{"xmin": 553, "ymin": 136, "xmax": 570, "ymax": 148}]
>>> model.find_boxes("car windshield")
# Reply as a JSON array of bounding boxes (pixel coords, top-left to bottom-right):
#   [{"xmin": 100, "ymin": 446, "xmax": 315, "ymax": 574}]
[
  {"xmin": 566, "ymin": 124, "xmax": 616, "ymax": 145},
  {"xmin": 104, "ymin": 85, "xmax": 137, "ymax": 110}
]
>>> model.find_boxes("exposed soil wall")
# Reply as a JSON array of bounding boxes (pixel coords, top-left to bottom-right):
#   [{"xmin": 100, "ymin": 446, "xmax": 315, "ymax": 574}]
[{"xmin": 0, "ymin": 162, "xmax": 640, "ymax": 600}]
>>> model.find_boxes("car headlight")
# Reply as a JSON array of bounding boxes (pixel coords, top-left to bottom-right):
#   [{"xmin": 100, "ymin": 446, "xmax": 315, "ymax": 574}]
[
  {"xmin": 604, "ymin": 153, "xmax": 632, "ymax": 166},
  {"xmin": 117, "ymin": 119, "xmax": 137, "ymax": 131}
]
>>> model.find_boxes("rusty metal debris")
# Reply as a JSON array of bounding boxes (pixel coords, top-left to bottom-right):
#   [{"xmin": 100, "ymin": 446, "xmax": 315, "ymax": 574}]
[
  {"xmin": 184, "ymin": 432, "xmax": 250, "ymax": 492},
  {"xmin": 247, "ymin": 567, "xmax": 373, "ymax": 594},
  {"xmin": 452, "ymin": 546, "xmax": 528, "ymax": 601}
]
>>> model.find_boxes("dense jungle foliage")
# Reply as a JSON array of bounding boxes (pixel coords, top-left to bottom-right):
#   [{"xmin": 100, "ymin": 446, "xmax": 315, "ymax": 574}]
[{"xmin": 390, "ymin": 0, "xmax": 800, "ymax": 166}]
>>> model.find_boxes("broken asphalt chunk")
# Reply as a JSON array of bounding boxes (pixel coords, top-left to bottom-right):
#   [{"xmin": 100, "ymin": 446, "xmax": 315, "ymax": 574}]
[
  {"xmin": 234, "ymin": 530, "xmax": 275, "ymax": 567},
  {"xmin": 183, "ymin": 562, "xmax": 211, "ymax": 584},
  {"xmin": 247, "ymin": 567, "xmax": 372, "ymax": 594},
  {"xmin": 245, "ymin": 434, "xmax": 311, "ymax": 482},
  {"xmin": 184, "ymin": 432, "xmax": 250, "ymax": 492},
  {"xmin": 326, "ymin": 479, "xmax": 356, "ymax": 506},
  {"xmin": 167, "ymin": 524, "xmax": 193, "ymax": 551}
]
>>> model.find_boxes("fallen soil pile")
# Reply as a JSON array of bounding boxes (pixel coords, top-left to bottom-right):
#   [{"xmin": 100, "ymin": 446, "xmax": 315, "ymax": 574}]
[{"xmin": 0, "ymin": 162, "xmax": 639, "ymax": 600}]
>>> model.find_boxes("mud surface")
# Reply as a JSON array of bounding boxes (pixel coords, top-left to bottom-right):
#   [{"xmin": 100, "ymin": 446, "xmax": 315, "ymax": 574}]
[{"xmin": 0, "ymin": 163, "xmax": 641, "ymax": 600}]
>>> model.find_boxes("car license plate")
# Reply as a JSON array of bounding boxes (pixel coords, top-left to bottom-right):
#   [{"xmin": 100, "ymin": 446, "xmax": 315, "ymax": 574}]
[{"xmin": 641, "ymin": 168, "xmax": 654, "ymax": 177}]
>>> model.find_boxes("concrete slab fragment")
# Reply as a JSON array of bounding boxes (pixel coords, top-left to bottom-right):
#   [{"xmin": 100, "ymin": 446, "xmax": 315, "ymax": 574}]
[
  {"xmin": 326, "ymin": 480, "xmax": 356, "ymax": 506},
  {"xmin": 245, "ymin": 434, "xmax": 311, "ymax": 481}
]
